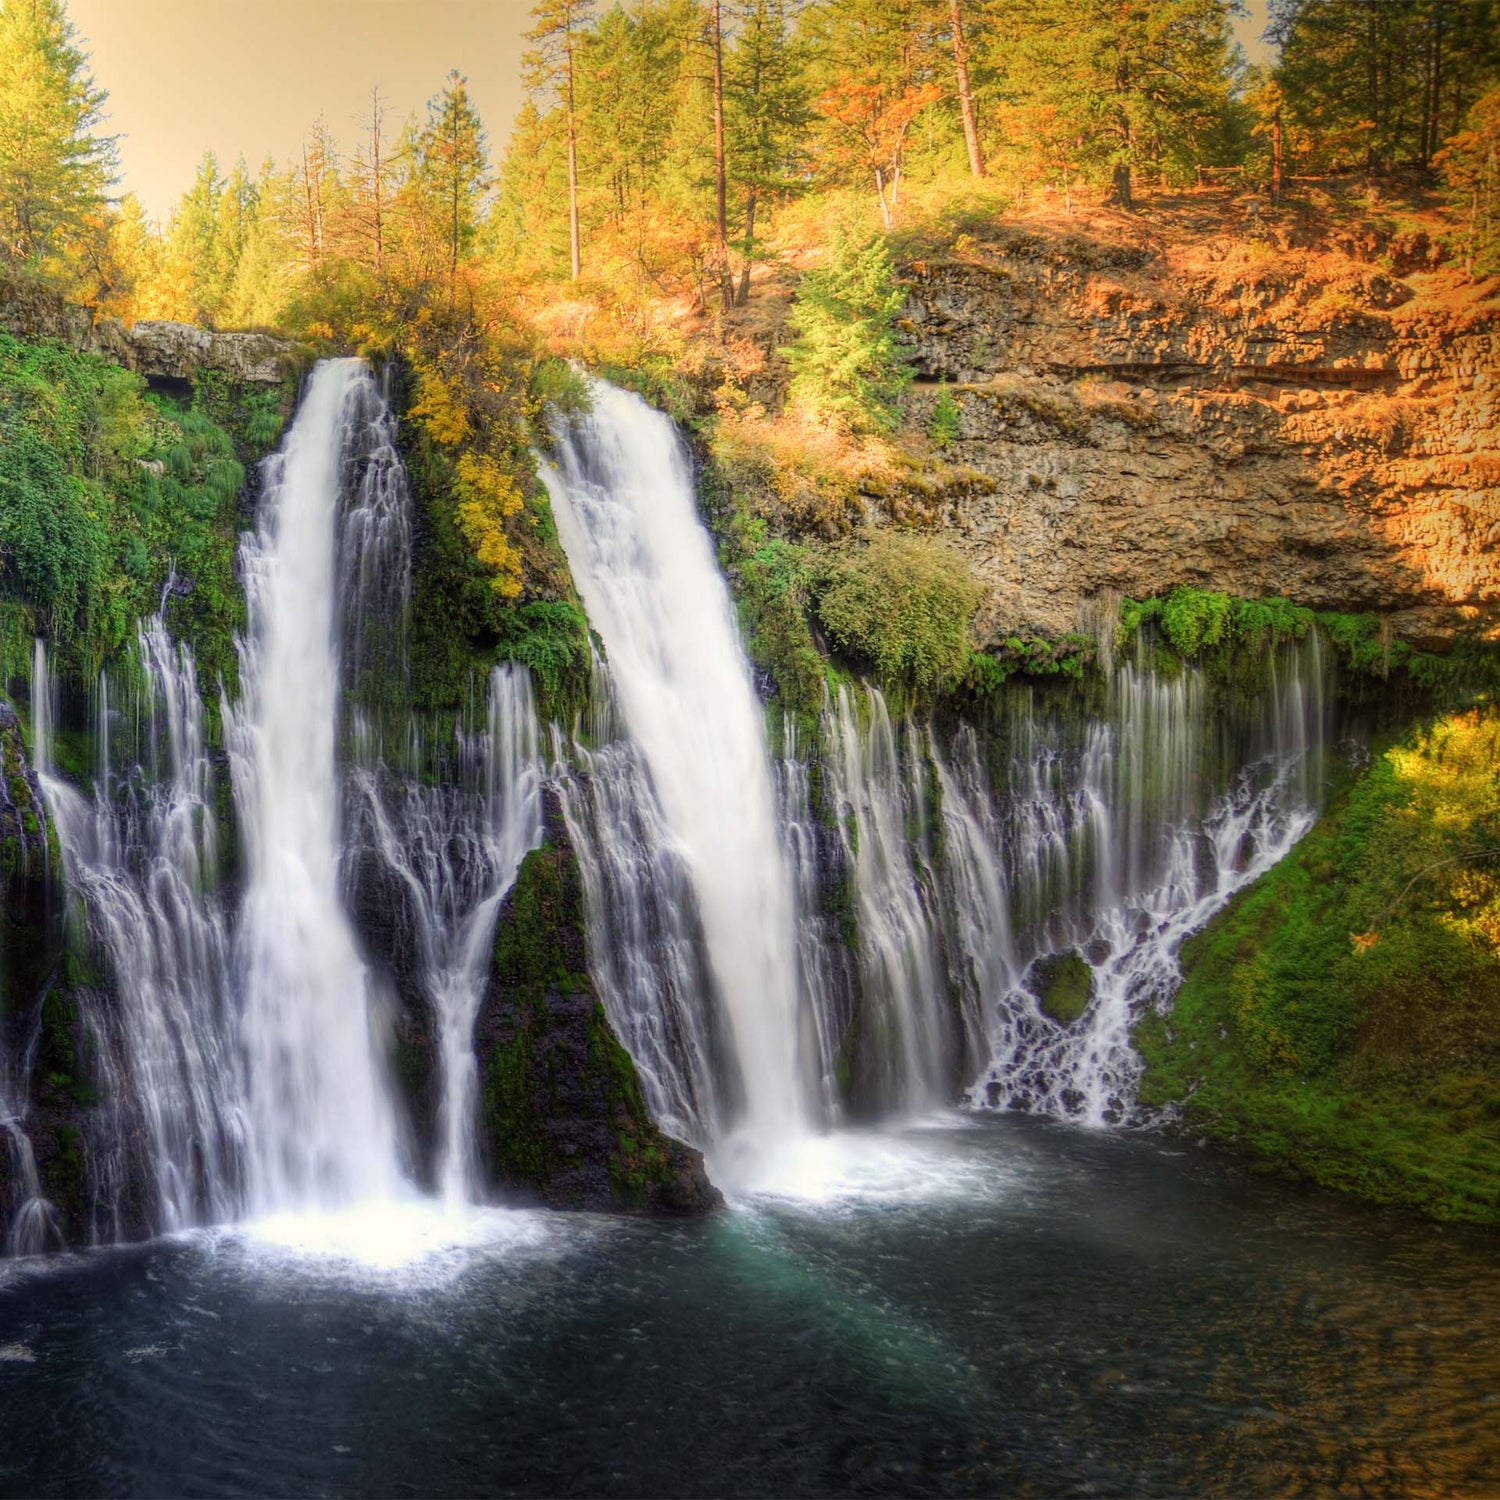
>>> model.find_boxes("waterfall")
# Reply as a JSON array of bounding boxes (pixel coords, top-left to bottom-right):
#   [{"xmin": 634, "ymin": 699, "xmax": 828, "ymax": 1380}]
[
  {"xmin": 824, "ymin": 686, "xmax": 951, "ymax": 1113},
  {"xmin": 351, "ymin": 667, "xmax": 542, "ymax": 1205},
  {"xmin": 28, "ymin": 622, "xmax": 242, "ymax": 1236},
  {"xmin": 540, "ymin": 379, "xmax": 808, "ymax": 1162},
  {"xmin": 966, "ymin": 634, "xmax": 1329, "ymax": 1122},
  {"xmin": 225, "ymin": 359, "xmax": 405, "ymax": 1214}
]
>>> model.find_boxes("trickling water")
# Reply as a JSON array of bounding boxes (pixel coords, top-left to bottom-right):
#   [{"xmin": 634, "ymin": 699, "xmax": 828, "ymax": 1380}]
[
  {"xmin": 352, "ymin": 667, "xmax": 542, "ymax": 1205},
  {"xmin": 540, "ymin": 380, "xmax": 808, "ymax": 1162},
  {"xmin": 967, "ymin": 634, "xmax": 1329, "ymax": 1121},
  {"xmin": 226, "ymin": 359, "xmax": 404, "ymax": 1214},
  {"xmin": 37, "ymin": 617, "xmax": 242, "ymax": 1231},
  {"xmin": 824, "ymin": 686, "xmax": 951, "ymax": 1112}
]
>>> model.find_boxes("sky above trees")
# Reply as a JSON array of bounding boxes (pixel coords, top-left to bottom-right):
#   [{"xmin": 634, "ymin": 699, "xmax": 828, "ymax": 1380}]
[
  {"xmin": 65, "ymin": 0, "xmax": 1275, "ymax": 218},
  {"xmin": 68, "ymin": 0, "xmax": 534, "ymax": 217}
]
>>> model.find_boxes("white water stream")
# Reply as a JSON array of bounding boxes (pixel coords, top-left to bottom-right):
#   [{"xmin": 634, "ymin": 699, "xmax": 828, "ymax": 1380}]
[{"xmin": 541, "ymin": 380, "xmax": 810, "ymax": 1170}]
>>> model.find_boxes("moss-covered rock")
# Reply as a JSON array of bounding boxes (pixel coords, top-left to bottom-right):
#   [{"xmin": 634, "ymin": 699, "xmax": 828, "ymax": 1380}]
[
  {"xmin": 1029, "ymin": 950, "xmax": 1094, "ymax": 1026},
  {"xmin": 475, "ymin": 788, "xmax": 721, "ymax": 1215},
  {"xmin": 1136, "ymin": 709, "xmax": 1500, "ymax": 1224}
]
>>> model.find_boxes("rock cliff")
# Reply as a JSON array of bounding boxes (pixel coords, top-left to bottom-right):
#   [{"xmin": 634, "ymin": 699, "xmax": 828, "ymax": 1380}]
[
  {"xmin": 892, "ymin": 206, "xmax": 1498, "ymax": 648},
  {"xmin": 0, "ymin": 271, "xmax": 296, "ymax": 388}
]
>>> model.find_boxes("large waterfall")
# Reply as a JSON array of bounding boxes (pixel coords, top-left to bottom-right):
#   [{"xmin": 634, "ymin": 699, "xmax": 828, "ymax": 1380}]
[
  {"xmin": 541, "ymin": 381, "xmax": 810, "ymax": 1167},
  {"xmin": 6, "ymin": 360, "xmax": 543, "ymax": 1246},
  {"xmin": 225, "ymin": 359, "xmax": 407, "ymax": 1213},
  {"xmin": 3, "ymin": 364, "xmax": 1337, "ymax": 1255},
  {"xmin": 540, "ymin": 380, "xmax": 1332, "ymax": 1174}
]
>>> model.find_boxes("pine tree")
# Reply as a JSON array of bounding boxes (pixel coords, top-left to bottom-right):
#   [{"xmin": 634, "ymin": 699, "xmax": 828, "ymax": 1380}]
[
  {"xmin": 417, "ymin": 70, "xmax": 490, "ymax": 302},
  {"xmin": 727, "ymin": 0, "xmax": 810, "ymax": 302},
  {"xmin": 525, "ymin": 0, "xmax": 596, "ymax": 279},
  {"xmin": 0, "ymin": 0, "xmax": 115, "ymax": 270},
  {"xmin": 782, "ymin": 223, "xmax": 912, "ymax": 431}
]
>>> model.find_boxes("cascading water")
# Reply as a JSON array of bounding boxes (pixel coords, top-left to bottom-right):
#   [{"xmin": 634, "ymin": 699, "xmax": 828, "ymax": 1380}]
[
  {"xmin": 824, "ymin": 686, "xmax": 952, "ymax": 1112},
  {"xmin": 350, "ymin": 667, "xmax": 542, "ymax": 1205},
  {"xmin": 963, "ymin": 633, "xmax": 1329, "ymax": 1121},
  {"xmin": 36, "ymin": 617, "xmax": 242, "ymax": 1232},
  {"xmin": 225, "ymin": 359, "xmax": 405, "ymax": 1214},
  {"xmin": 540, "ymin": 380, "xmax": 808, "ymax": 1163}
]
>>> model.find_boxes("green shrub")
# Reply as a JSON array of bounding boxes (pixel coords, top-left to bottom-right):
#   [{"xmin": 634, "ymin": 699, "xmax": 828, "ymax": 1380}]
[
  {"xmin": 929, "ymin": 386, "xmax": 962, "ymax": 449},
  {"xmin": 814, "ymin": 531, "xmax": 981, "ymax": 695}
]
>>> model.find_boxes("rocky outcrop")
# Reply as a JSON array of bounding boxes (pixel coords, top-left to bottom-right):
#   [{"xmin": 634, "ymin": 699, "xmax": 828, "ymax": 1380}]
[
  {"xmin": 892, "ymin": 212, "xmax": 1499, "ymax": 649},
  {"xmin": 0, "ymin": 271, "xmax": 296, "ymax": 387},
  {"xmin": 475, "ymin": 789, "xmax": 722, "ymax": 1215}
]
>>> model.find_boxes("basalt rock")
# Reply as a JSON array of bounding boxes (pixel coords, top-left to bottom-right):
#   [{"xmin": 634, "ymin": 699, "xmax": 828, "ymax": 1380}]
[
  {"xmin": 475, "ymin": 788, "xmax": 722, "ymax": 1216},
  {"xmin": 0, "ymin": 270, "xmax": 296, "ymax": 388},
  {"xmin": 891, "ymin": 215, "xmax": 1499, "ymax": 650}
]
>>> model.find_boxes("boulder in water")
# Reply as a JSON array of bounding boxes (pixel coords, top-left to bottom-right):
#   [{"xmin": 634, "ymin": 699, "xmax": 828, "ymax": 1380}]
[{"xmin": 1029, "ymin": 951, "xmax": 1095, "ymax": 1027}]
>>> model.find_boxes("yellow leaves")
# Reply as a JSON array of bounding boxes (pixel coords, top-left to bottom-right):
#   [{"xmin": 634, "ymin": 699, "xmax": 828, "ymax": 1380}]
[
  {"xmin": 454, "ymin": 450, "xmax": 525, "ymax": 598},
  {"xmin": 409, "ymin": 366, "xmax": 473, "ymax": 447},
  {"xmin": 1350, "ymin": 930, "xmax": 1381, "ymax": 953}
]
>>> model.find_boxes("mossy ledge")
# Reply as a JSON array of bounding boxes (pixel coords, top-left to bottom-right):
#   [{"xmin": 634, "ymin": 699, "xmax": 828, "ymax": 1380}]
[{"xmin": 474, "ymin": 787, "xmax": 722, "ymax": 1216}]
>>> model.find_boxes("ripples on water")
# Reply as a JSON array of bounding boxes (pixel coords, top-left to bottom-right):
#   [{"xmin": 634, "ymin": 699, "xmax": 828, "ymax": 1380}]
[{"xmin": 1, "ymin": 1117, "xmax": 1495, "ymax": 1498}]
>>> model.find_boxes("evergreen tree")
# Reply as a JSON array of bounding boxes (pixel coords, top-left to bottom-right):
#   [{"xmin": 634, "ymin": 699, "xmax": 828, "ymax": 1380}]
[
  {"xmin": 1437, "ymin": 85, "xmax": 1500, "ymax": 274},
  {"xmin": 417, "ymin": 71, "xmax": 490, "ymax": 302},
  {"xmin": 1271, "ymin": 0, "xmax": 1499, "ymax": 173},
  {"xmin": 727, "ymin": 0, "xmax": 810, "ymax": 302},
  {"xmin": 782, "ymin": 223, "xmax": 911, "ymax": 431},
  {"xmin": 0, "ymin": 0, "xmax": 115, "ymax": 270},
  {"xmin": 526, "ymin": 0, "xmax": 596, "ymax": 279},
  {"xmin": 994, "ymin": 0, "xmax": 1241, "ymax": 207}
]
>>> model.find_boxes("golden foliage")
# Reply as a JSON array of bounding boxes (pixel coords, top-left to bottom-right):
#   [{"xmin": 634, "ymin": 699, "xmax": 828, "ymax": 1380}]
[
  {"xmin": 453, "ymin": 450, "xmax": 525, "ymax": 597},
  {"xmin": 409, "ymin": 365, "xmax": 473, "ymax": 447}
]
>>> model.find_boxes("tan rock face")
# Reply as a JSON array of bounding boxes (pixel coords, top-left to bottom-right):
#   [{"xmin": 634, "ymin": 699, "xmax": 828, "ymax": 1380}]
[
  {"xmin": 0, "ymin": 272, "xmax": 295, "ymax": 388},
  {"xmin": 895, "ymin": 223, "xmax": 1499, "ymax": 648}
]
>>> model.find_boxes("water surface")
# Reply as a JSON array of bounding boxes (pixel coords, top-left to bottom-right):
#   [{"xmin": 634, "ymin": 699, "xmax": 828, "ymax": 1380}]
[{"xmin": 1, "ymin": 1116, "xmax": 1494, "ymax": 1498}]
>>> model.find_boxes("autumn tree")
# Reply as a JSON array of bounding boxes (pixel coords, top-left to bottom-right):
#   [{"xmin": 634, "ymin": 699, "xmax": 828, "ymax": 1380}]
[{"xmin": 0, "ymin": 0, "xmax": 115, "ymax": 273}]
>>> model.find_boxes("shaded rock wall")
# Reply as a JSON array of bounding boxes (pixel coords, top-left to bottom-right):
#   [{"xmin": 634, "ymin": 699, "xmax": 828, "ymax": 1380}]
[{"xmin": 0, "ymin": 271, "xmax": 296, "ymax": 388}]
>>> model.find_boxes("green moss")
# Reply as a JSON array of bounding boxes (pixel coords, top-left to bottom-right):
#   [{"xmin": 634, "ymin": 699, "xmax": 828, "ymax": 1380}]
[
  {"xmin": 0, "ymin": 331, "xmax": 283, "ymax": 724},
  {"xmin": 1030, "ymin": 950, "xmax": 1094, "ymax": 1026},
  {"xmin": 1137, "ymin": 708, "xmax": 1500, "ymax": 1223}
]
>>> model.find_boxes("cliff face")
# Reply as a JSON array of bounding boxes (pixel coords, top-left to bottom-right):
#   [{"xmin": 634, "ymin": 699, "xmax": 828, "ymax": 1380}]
[
  {"xmin": 0, "ymin": 271, "xmax": 295, "ymax": 388},
  {"xmin": 894, "ymin": 211, "xmax": 1498, "ymax": 648}
]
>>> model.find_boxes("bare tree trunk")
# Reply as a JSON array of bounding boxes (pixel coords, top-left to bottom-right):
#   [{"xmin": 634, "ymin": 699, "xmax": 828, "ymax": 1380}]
[
  {"xmin": 712, "ymin": 0, "xmax": 732, "ymax": 311},
  {"xmin": 949, "ymin": 0, "xmax": 984, "ymax": 179},
  {"xmin": 567, "ymin": 39, "xmax": 582, "ymax": 280},
  {"xmin": 1271, "ymin": 104, "xmax": 1284, "ymax": 204},
  {"xmin": 369, "ymin": 87, "xmax": 385, "ymax": 275},
  {"xmin": 736, "ymin": 189, "xmax": 757, "ymax": 305}
]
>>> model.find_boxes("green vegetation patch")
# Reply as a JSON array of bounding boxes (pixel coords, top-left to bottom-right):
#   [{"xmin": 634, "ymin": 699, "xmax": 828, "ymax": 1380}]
[
  {"xmin": 0, "ymin": 332, "xmax": 284, "ymax": 715},
  {"xmin": 1030, "ymin": 950, "xmax": 1094, "ymax": 1026},
  {"xmin": 1137, "ymin": 708, "xmax": 1500, "ymax": 1223}
]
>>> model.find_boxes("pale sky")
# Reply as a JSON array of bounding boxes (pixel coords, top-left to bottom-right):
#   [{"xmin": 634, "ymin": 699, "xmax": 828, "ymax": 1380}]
[
  {"xmin": 70, "ymin": 0, "xmax": 533, "ymax": 220},
  {"xmin": 70, "ymin": 0, "xmax": 1273, "ymax": 222}
]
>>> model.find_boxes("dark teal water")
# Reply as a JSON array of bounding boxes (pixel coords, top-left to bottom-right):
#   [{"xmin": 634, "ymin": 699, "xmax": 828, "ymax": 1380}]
[{"xmin": 1, "ymin": 1116, "xmax": 1495, "ymax": 1498}]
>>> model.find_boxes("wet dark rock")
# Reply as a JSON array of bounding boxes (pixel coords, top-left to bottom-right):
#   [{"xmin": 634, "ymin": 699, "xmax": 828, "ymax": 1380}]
[{"xmin": 475, "ymin": 789, "xmax": 722, "ymax": 1216}]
